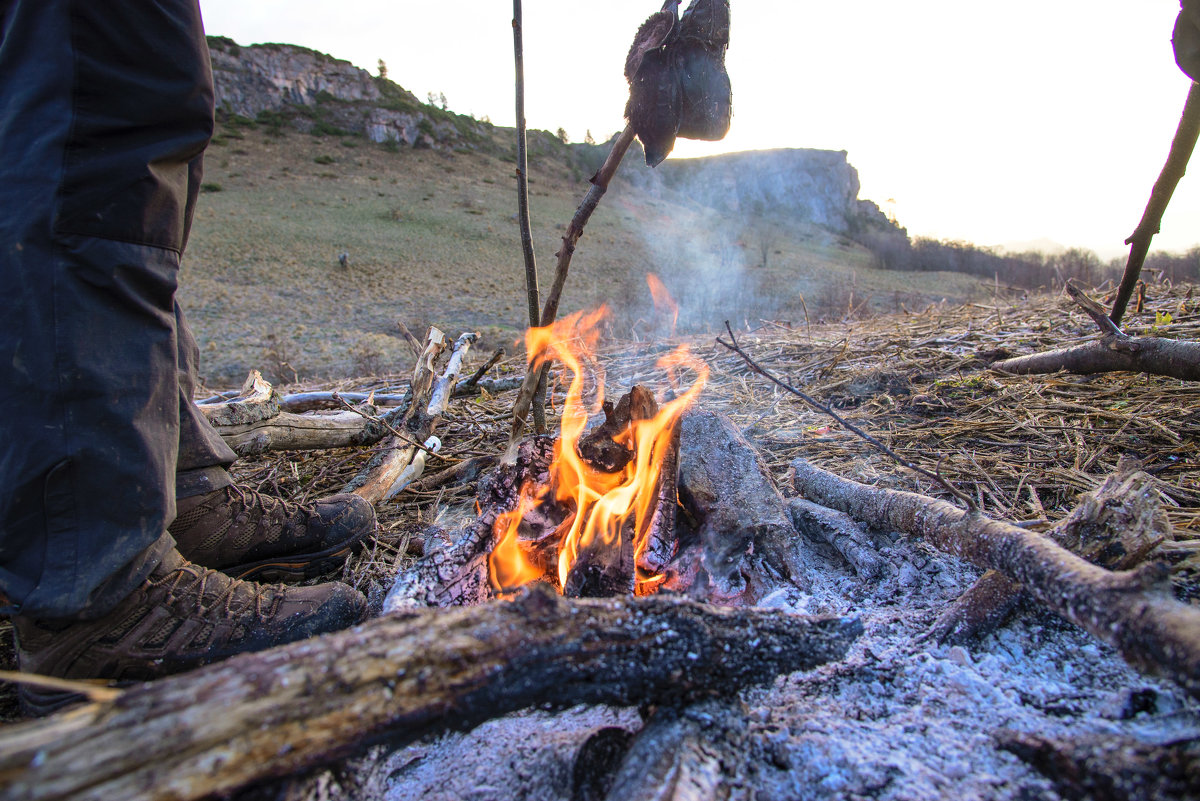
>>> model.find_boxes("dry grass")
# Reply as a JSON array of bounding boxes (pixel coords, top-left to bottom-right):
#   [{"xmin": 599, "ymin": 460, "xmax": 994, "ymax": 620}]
[{"xmin": 225, "ymin": 279, "xmax": 1200, "ymax": 605}]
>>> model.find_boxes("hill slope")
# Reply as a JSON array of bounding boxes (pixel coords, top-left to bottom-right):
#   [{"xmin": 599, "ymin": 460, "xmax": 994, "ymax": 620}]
[{"xmin": 182, "ymin": 40, "xmax": 993, "ymax": 385}]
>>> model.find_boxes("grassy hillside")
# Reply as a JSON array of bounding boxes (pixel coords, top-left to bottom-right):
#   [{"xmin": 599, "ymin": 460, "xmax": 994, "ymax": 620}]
[{"xmin": 182, "ymin": 121, "xmax": 990, "ymax": 386}]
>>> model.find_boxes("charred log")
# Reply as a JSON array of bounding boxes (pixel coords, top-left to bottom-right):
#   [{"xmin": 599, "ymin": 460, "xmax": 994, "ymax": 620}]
[
  {"xmin": 602, "ymin": 698, "xmax": 749, "ymax": 801},
  {"xmin": 0, "ymin": 588, "xmax": 862, "ymax": 801},
  {"xmin": 578, "ymin": 386, "xmax": 658, "ymax": 473},
  {"xmin": 671, "ymin": 411, "xmax": 805, "ymax": 604},
  {"xmin": 997, "ymin": 730, "xmax": 1200, "ymax": 801}
]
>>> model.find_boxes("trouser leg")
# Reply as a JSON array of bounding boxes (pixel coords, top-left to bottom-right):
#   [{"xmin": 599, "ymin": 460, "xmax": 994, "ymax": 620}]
[{"xmin": 0, "ymin": 0, "xmax": 214, "ymax": 618}]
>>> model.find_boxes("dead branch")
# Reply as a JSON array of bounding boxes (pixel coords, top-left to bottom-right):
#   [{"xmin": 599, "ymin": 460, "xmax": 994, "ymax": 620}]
[
  {"xmin": 215, "ymin": 409, "xmax": 390, "ymax": 457},
  {"xmin": 926, "ymin": 457, "xmax": 1172, "ymax": 644},
  {"xmin": 1110, "ymin": 81, "xmax": 1200, "ymax": 325},
  {"xmin": 0, "ymin": 588, "xmax": 862, "ymax": 801},
  {"xmin": 342, "ymin": 330, "xmax": 478, "ymax": 503},
  {"xmin": 790, "ymin": 458, "xmax": 1200, "ymax": 700},
  {"xmin": 507, "ymin": 126, "xmax": 638, "ymax": 454},
  {"xmin": 992, "ymin": 280, "xmax": 1200, "ymax": 379},
  {"xmin": 990, "ymin": 334, "xmax": 1200, "ymax": 380}
]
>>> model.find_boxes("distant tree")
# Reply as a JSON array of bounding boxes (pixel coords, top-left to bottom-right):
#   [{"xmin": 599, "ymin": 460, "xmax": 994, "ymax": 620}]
[
  {"xmin": 377, "ymin": 59, "xmax": 388, "ymax": 80},
  {"xmin": 584, "ymin": 129, "xmax": 596, "ymax": 145},
  {"xmin": 426, "ymin": 91, "xmax": 448, "ymax": 110},
  {"xmin": 555, "ymin": 127, "xmax": 569, "ymax": 144}
]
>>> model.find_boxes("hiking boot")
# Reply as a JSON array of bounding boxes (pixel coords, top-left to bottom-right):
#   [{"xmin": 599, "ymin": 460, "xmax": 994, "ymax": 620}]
[
  {"xmin": 169, "ymin": 485, "xmax": 375, "ymax": 582},
  {"xmin": 13, "ymin": 548, "xmax": 366, "ymax": 716}
]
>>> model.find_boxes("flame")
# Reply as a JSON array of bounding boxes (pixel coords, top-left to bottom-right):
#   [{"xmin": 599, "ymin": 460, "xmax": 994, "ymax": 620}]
[
  {"xmin": 489, "ymin": 302, "xmax": 707, "ymax": 595},
  {"xmin": 646, "ymin": 273, "xmax": 679, "ymax": 334}
]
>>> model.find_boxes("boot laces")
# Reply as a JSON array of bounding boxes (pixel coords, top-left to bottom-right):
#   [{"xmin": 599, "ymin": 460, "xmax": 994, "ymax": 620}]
[{"xmin": 150, "ymin": 563, "xmax": 274, "ymax": 618}]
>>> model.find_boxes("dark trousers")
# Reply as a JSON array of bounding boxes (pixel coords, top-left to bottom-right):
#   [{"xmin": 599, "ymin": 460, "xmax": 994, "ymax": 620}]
[{"xmin": 0, "ymin": 0, "xmax": 237, "ymax": 619}]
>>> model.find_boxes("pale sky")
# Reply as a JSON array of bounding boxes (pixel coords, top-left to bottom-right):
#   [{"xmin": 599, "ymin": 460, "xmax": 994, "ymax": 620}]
[{"xmin": 198, "ymin": 1, "xmax": 1199, "ymax": 259}]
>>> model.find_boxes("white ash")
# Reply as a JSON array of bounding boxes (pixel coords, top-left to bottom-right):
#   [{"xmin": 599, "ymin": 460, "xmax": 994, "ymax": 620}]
[{"xmin": 349, "ymin": 526, "xmax": 1196, "ymax": 801}]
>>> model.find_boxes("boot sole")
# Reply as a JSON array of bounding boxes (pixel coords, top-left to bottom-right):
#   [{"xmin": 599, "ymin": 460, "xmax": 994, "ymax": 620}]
[{"xmin": 222, "ymin": 543, "xmax": 357, "ymax": 583}]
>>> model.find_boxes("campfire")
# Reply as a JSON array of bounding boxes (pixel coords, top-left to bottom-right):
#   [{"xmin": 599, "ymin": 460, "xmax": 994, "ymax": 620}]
[{"xmin": 488, "ymin": 305, "xmax": 707, "ymax": 598}]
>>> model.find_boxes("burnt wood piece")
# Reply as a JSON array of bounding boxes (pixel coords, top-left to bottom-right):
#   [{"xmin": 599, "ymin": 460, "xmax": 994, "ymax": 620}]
[
  {"xmin": 924, "ymin": 569, "xmax": 1025, "ymax": 646},
  {"xmin": 578, "ymin": 386, "xmax": 659, "ymax": 473},
  {"xmin": 673, "ymin": 411, "xmax": 806, "ymax": 603},
  {"xmin": 383, "ymin": 437, "xmax": 556, "ymax": 611},
  {"xmin": 604, "ymin": 698, "xmax": 749, "ymax": 801},
  {"xmin": 563, "ymin": 526, "xmax": 637, "ymax": 598},
  {"xmin": 572, "ymin": 727, "xmax": 636, "ymax": 801},
  {"xmin": 790, "ymin": 458, "xmax": 1200, "ymax": 700},
  {"xmin": 997, "ymin": 730, "xmax": 1200, "ymax": 801},
  {"xmin": 927, "ymin": 457, "xmax": 1171, "ymax": 644},
  {"xmin": 787, "ymin": 498, "xmax": 886, "ymax": 580},
  {"xmin": 638, "ymin": 421, "xmax": 682, "ymax": 577},
  {"xmin": 0, "ymin": 588, "xmax": 863, "ymax": 801}
]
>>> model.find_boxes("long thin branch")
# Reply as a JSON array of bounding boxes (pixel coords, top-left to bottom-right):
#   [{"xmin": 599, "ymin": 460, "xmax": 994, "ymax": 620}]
[
  {"xmin": 716, "ymin": 322, "xmax": 977, "ymax": 510},
  {"xmin": 1110, "ymin": 81, "xmax": 1200, "ymax": 325},
  {"xmin": 506, "ymin": 126, "xmax": 637, "ymax": 457},
  {"xmin": 513, "ymin": 0, "xmax": 540, "ymax": 331}
]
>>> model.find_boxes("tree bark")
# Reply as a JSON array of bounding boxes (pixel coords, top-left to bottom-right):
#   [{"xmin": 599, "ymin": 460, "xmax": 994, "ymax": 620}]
[
  {"xmin": 990, "ymin": 334, "xmax": 1200, "ymax": 381},
  {"xmin": 0, "ymin": 588, "xmax": 862, "ymax": 801},
  {"xmin": 790, "ymin": 459, "xmax": 1200, "ymax": 701}
]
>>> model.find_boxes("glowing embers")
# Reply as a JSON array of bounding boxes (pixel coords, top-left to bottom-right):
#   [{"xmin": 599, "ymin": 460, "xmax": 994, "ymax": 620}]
[{"xmin": 489, "ymin": 306, "xmax": 707, "ymax": 597}]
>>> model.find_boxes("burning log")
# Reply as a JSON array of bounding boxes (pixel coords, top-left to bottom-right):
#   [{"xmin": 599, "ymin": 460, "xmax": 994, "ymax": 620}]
[
  {"xmin": 790, "ymin": 458, "xmax": 1200, "ymax": 700},
  {"xmin": 383, "ymin": 436, "xmax": 556, "ymax": 612},
  {"xmin": 0, "ymin": 587, "xmax": 862, "ymax": 801}
]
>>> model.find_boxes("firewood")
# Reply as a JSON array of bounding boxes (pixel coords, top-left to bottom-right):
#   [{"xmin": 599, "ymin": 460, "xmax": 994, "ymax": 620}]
[
  {"xmin": 0, "ymin": 587, "xmax": 863, "ymax": 801},
  {"xmin": 787, "ymin": 497, "xmax": 886, "ymax": 580},
  {"xmin": 673, "ymin": 411, "xmax": 805, "ymax": 603},
  {"xmin": 603, "ymin": 698, "xmax": 749, "ymax": 801},
  {"xmin": 997, "ymin": 730, "xmax": 1200, "ymax": 801},
  {"xmin": 196, "ymin": 369, "xmax": 277, "ymax": 426},
  {"xmin": 343, "ymin": 330, "xmax": 477, "ymax": 503},
  {"xmin": 926, "ymin": 457, "xmax": 1171, "ymax": 644},
  {"xmin": 212, "ymin": 409, "xmax": 390, "ymax": 457},
  {"xmin": 790, "ymin": 458, "xmax": 1200, "ymax": 700}
]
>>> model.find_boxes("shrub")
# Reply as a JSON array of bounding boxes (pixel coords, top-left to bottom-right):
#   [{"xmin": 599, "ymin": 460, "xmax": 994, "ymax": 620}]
[{"xmin": 313, "ymin": 154, "xmax": 336, "ymax": 165}]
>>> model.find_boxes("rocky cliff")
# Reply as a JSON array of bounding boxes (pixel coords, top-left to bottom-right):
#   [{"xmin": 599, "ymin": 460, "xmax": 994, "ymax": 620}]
[
  {"xmin": 207, "ymin": 37, "xmax": 889, "ymax": 237},
  {"xmin": 208, "ymin": 37, "xmax": 483, "ymax": 149},
  {"xmin": 649, "ymin": 148, "xmax": 889, "ymax": 234}
]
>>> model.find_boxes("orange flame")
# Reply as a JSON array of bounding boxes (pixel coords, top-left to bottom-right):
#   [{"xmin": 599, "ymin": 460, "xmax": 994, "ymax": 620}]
[
  {"xmin": 488, "ymin": 302, "xmax": 707, "ymax": 595},
  {"xmin": 646, "ymin": 273, "xmax": 679, "ymax": 334}
]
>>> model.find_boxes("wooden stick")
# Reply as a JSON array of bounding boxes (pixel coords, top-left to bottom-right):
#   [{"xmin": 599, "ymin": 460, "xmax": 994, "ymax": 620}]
[
  {"xmin": 0, "ymin": 588, "xmax": 862, "ymax": 801},
  {"xmin": 1110, "ymin": 81, "xmax": 1200, "ymax": 325},
  {"xmin": 790, "ymin": 458, "xmax": 1200, "ymax": 700},
  {"xmin": 507, "ymin": 126, "xmax": 637, "ymax": 455}
]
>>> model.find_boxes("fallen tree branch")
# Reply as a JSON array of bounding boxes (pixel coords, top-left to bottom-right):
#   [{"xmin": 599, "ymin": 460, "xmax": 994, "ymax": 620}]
[
  {"xmin": 0, "ymin": 588, "xmax": 862, "ymax": 801},
  {"xmin": 992, "ymin": 280, "xmax": 1200, "ymax": 379},
  {"xmin": 789, "ymin": 458, "xmax": 1200, "ymax": 700},
  {"xmin": 990, "ymin": 333, "xmax": 1200, "ymax": 381},
  {"xmin": 1110, "ymin": 81, "xmax": 1200, "ymax": 325}
]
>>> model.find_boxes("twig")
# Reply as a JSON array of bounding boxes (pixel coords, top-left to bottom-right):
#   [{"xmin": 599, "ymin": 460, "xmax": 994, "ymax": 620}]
[
  {"xmin": 717, "ymin": 321, "xmax": 977, "ymax": 511},
  {"xmin": 461, "ymin": 347, "xmax": 505, "ymax": 390},
  {"xmin": 1110, "ymin": 81, "xmax": 1200, "ymax": 325},
  {"xmin": 506, "ymin": 126, "xmax": 638, "ymax": 456}
]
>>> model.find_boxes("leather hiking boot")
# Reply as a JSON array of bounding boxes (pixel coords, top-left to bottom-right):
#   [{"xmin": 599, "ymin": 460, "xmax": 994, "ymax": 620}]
[
  {"xmin": 169, "ymin": 485, "xmax": 375, "ymax": 582},
  {"xmin": 13, "ymin": 548, "xmax": 366, "ymax": 716}
]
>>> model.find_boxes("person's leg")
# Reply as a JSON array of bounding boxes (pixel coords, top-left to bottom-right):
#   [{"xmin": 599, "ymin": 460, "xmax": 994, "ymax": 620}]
[{"xmin": 0, "ymin": 0, "xmax": 366, "ymax": 713}]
